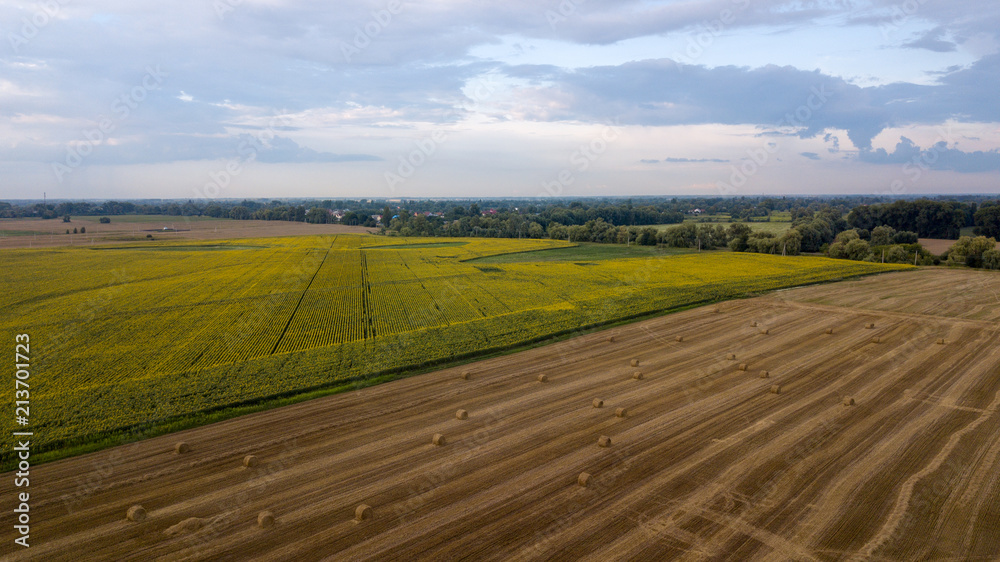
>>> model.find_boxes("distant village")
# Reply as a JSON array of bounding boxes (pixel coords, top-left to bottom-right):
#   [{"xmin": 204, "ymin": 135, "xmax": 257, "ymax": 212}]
[{"xmin": 313, "ymin": 207, "xmax": 502, "ymax": 227}]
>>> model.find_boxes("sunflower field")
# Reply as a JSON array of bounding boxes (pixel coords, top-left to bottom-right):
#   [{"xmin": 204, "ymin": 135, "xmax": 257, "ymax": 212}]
[{"xmin": 0, "ymin": 234, "xmax": 910, "ymax": 460}]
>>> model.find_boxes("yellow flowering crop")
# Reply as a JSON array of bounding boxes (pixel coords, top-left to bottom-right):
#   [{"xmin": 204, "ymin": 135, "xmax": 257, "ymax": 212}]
[{"xmin": 0, "ymin": 234, "xmax": 909, "ymax": 458}]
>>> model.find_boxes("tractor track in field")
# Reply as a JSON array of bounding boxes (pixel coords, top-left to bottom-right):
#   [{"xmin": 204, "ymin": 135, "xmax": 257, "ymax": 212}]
[{"xmin": 268, "ymin": 237, "xmax": 337, "ymax": 355}]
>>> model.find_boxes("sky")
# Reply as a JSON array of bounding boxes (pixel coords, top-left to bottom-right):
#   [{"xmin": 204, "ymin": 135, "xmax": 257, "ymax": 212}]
[{"xmin": 0, "ymin": 0, "xmax": 998, "ymax": 200}]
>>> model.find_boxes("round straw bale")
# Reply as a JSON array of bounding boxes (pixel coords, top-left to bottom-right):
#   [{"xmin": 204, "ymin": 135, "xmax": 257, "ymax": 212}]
[
  {"xmin": 726, "ymin": 353, "xmax": 736, "ymax": 360},
  {"xmin": 936, "ymin": 338, "xmax": 945, "ymax": 345},
  {"xmin": 770, "ymin": 385, "xmax": 781, "ymax": 395},
  {"xmin": 432, "ymin": 433, "xmax": 446, "ymax": 446},
  {"xmin": 872, "ymin": 336, "xmax": 881, "ymax": 344},
  {"xmin": 455, "ymin": 409, "xmax": 468, "ymax": 420},
  {"xmin": 632, "ymin": 371, "xmax": 643, "ymax": 380},
  {"xmin": 537, "ymin": 374, "xmax": 548, "ymax": 383},
  {"xmin": 630, "ymin": 359, "xmax": 640, "ymax": 367},
  {"xmin": 738, "ymin": 363, "xmax": 748, "ymax": 371},
  {"xmin": 355, "ymin": 504, "xmax": 372, "ymax": 522},
  {"xmin": 127, "ymin": 505, "xmax": 146, "ymax": 522},
  {"xmin": 865, "ymin": 323, "xmax": 875, "ymax": 329},
  {"xmin": 460, "ymin": 371, "xmax": 472, "ymax": 380},
  {"xmin": 759, "ymin": 370, "xmax": 770, "ymax": 379},
  {"xmin": 760, "ymin": 328, "xmax": 770, "ymax": 335},
  {"xmin": 174, "ymin": 442, "xmax": 190, "ymax": 454},
  {"xmin": 243, "ymin": 455, "xmax": 258, "ymax": 468},
  {"xmin": 257, "ymin": 511, "xmax": 275, "ymax": 529},
  {"xmin": 592, "ymin": 398, "xmax": 604, "ymax": 408},
  {"xmin": 606, "ymin": 336, "xmax": 615, "ymax": 343},
  {"xmin": 713, "ymin": 307, "xmax": 721, "ymax": 313},
  {"xmin": 578, "ymin": 472, "xmax": 591, "ymax": 487},
  {"xmin": 751, "ymin": 321, "xmax": 758, "ymax": 327},
  {"xmin": 825, "ymin": 328, "xmax": 834, "ymax": 334},
  {"xmin": 597, "ymin": 435, "xmax": 611, "ymax": 448},
  {"xmin": 615, "ymin": 407, "xmax": 628, "ymax": 418},
  {"xmin": 675, "ymin": 335, "xmax": 684, "ymax": 342},
  {"xmin": 843, "ymin": 396, "xmax": 855, "ymax": 406}
]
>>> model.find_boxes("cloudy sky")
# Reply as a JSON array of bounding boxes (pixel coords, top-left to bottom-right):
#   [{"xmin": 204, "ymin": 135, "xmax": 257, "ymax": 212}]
[{"xmin": 1, "ymin": 0, "xmax": 998, "ymax": 200}]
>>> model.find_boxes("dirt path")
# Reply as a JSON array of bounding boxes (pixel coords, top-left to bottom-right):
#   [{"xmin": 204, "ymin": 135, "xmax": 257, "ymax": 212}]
[{"xmin": 3, "ymin": 269, "xmax": 999, "ymax": 560}]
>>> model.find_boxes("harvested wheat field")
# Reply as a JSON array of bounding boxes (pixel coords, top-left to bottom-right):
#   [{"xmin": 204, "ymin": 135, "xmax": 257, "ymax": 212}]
[
  {"xmin": 5, "ymin": 268, "xmax": 1000, "ymax": 561},
  {"xmin": 0, "ymin": 216, "xmax": 373, "ymax": 249}
]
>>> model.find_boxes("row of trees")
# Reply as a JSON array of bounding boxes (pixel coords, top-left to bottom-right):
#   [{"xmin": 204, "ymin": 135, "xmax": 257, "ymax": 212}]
[
  {"xmin": 825, "ymin": 229, "xmax": 931, "ymax": 264},
  {"xmin": 7, "ymin": 196, "xmax": 991, "ymax": 229},
  {"xmin": 846, "ymin": 199, "xmax": 976, "ymax": 239},
  {"xmin": 655, "ymin": 222, "xmax": 804, "ymax": 254},
  {"xmin": 945, "ymin": 236, "xmax": 1000, "ymax": 269},
  {"xmin": 973, "ymin": 202, "xmax": 1000, "ymax": 238},
  {"xmin": 821, "ymin": 226, "xmax": 1000, "ymax": 270}
]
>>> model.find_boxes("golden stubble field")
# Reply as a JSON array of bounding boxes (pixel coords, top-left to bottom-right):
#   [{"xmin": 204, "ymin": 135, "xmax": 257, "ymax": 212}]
[
  {"xmin": 0, "ymin": 216, "xmax": 372, "ymax": 249},
  {"xmin": 3, "ymin": 268, "xmax": 999, "ymax": 561}
]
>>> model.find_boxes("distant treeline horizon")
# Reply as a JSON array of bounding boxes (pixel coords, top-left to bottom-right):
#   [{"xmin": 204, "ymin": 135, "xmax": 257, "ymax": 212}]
[{"xmin": 3, "ymin": 195, "xmax": 998, "ymax": 242}]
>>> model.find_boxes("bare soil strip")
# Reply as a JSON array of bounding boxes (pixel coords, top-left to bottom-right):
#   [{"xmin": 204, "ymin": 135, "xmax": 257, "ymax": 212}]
[{"xmin": 3, "ymin": 268, "xmax": 999, "ymax": 561}]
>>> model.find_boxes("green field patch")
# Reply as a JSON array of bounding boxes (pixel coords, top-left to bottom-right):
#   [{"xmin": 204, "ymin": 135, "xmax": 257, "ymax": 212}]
[
  {"xmin": 366, "ymin": 241, "xmax": 468, "ymax": 249},
  {"xmin": 467, "ymin": 242, "xmax": 697, "ymax": 263},
  {"xmin": 660, "ymin": 220, "xmax": 793, "ymax": 235}
]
